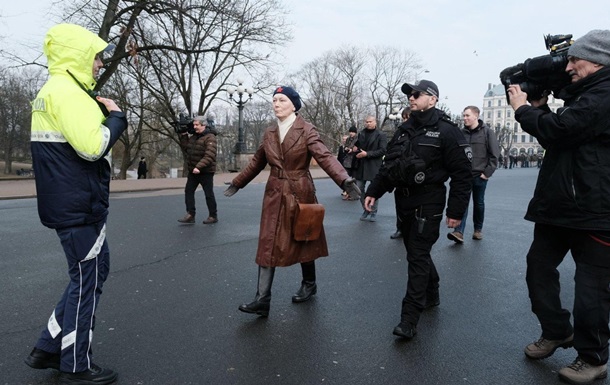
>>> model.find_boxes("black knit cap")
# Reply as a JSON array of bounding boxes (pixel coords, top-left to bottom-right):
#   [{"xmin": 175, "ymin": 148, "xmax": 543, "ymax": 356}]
[
  {"xmin": 348, "ymin": 126, "xmax": 358, "ymax": 133},
  {"xmin": 273, "ymin": 86, "xmax": 302, "ymax": 111}
]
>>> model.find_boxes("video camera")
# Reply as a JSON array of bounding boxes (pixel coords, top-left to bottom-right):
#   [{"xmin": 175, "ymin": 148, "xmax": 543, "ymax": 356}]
[
  {"xmin": 171, "ymin": 113, "xmax": 195, "ymax": 134},
  {"xmin": 499, "ymin": 34, "xmax": 574, "ymax": 102}
]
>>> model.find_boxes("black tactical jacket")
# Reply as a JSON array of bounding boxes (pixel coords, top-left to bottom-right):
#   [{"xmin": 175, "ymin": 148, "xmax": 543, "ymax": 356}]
[{"xmin": 366, "ymin": 108, "xmax": 472, "ymax": 219}]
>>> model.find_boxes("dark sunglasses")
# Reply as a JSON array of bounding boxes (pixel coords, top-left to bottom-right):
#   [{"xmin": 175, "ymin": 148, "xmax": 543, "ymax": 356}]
[{"xmin": 409, "ymin": 91, "xmax": 430, "ymax": 99}]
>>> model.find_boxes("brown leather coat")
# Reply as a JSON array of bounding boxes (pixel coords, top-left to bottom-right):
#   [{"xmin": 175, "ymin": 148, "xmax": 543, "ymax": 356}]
[{"xmin": 231, "ymin": 115, "xmax": 349, "ymax": 267}]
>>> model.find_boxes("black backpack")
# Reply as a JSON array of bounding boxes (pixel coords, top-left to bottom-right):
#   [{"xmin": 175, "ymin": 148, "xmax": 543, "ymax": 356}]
[{"xmin": 383, "ymin": 131, "xmax": 427, "ymax": 187}]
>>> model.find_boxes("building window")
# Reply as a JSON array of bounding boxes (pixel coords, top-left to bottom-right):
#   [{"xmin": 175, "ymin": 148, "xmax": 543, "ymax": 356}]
[
  {"xmin": 487, "ymin": 111, "xmax": 492, "ymax": 119},
  {"xmin": 507, "ymin": 110, "xmax": 511, "ymax": 118},
  {"xmin": 514, "ymin": 122, "xmax": 519, "ymax": 132},
  {"xmin": 529, "ymin": 135, "xmax": 534, "ymax": 143},
  {"xmin": 513, "ymin": 135, "xmax": 518, "ymax": 143},
  {"xmin": 521, "ymin": 135, "xmax": 526, "ymax": 142},
  {"xmin": 498, "ymin": 100, "xmax": 502, "ymax": 106},
  {"xmin": 497, "ymin": 110, "xmax": 502, "ymax": 118},
  {"xmin": 488, "ymin": 101, "xmax": 492, "ymax": 107}
]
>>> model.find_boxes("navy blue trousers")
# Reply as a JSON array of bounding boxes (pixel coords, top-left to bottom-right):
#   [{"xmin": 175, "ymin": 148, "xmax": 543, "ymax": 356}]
[{"xmin": 35, "ymin": 221, "xmax": 110, "ymax": 373}]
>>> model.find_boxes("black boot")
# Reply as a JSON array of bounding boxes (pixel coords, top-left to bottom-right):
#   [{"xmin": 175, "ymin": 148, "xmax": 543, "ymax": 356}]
[
  {"xmin": 239, "ymin": 266, "xmax": 275, "ymax": 317},
  {"xmin": 292, "ymin": 261, "xmax": 317, "ymax": 303}
]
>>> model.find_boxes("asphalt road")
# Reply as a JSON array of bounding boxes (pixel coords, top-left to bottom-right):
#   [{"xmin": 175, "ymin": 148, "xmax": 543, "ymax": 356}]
[{"xmin": 1, "ymin": 167, "xmax": 582, "ymax": 385}]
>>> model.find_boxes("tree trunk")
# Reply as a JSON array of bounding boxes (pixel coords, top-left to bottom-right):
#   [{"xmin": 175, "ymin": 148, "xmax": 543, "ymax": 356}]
[{"xmin": 3, "ymin": 137, "xmax": 13, "ymax": 174}]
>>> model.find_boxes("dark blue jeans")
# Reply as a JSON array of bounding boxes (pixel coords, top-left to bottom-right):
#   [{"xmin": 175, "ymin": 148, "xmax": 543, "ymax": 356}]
[
  {"xmin": 356, "ymin": 179, "xmax": 378, "ymax": 214},
  {"xmin": 526, "ymin": 223, "xmax": 610, "ymax": 365},
  {"xmin": 455, "ymin": 176, "xmax": 487, "ymax": 234}
]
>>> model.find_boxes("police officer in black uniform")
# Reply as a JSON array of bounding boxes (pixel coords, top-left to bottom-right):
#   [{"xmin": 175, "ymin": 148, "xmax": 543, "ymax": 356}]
[{"xmin": 364, "ymin": 80, "xmax": 472, "ymax": 339}]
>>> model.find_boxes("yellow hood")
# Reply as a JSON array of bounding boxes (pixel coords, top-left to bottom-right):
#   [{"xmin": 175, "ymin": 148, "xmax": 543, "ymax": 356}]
[{"xmin": 43, "ymin": 23, "xmax": 110, "ymax": 90}]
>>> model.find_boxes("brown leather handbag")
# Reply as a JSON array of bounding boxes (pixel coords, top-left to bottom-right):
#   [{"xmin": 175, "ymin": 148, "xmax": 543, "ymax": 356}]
[
  {"xmin": 286, "ymin": 173, "xmax": 325, "ymax": 242},
  {"xmin": 293, "ymin": 203, "xmax": 325, "ymax": 241}
]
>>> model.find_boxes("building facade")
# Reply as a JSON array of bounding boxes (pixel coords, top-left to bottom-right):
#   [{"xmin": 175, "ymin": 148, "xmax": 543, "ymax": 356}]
[{"xmin": 482, "ymin": 83, "xmax": 563, "ymax": 156}]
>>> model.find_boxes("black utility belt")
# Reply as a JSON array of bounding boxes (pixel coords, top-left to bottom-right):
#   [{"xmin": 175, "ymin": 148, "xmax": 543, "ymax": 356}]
[{"xmin": 395, "ymin": 184, "xmax": 444, "ymax": 197}]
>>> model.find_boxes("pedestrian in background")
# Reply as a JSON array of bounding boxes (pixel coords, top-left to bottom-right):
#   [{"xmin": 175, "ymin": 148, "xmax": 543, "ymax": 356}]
[
  {"xmin": 26, "ymin": 23, "xmax": 126, "ymax": 384},
  {"xmin": 224, "ymin": 86, "xmax": 360, "ymax": 317},
  {"xmin": 177, "ymin": 116, "xmax": 219, "ymax": 225},
  {"xmin": 390, "ymin": 107, "xmax": 411, "ymax": 239},
  {"xmin": 137, "ymin": 156, "xmax": 147, "ymax": 179},
  {"xmin": 448, "ymin": 106, "xmax": 499, "ymax": 243},
  {"xmin": 340, "ymin": 126, "xmax": 359, "ymax": 200},
  {"xmin": 508, "ymin": 29, "xmax": 610, "ymax": 384},
  {"xmin": 353, "ymin": 115, "xmax": 387, "ymax": 222}
]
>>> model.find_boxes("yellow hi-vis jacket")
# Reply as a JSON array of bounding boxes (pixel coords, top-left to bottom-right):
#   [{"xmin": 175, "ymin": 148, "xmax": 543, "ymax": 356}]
[{"xmin": 31, "ymin": 23, "xmax": 127, "ymax": 229}]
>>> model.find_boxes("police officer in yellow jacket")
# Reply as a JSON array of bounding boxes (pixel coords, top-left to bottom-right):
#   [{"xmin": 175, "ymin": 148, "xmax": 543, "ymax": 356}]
[{"xmin": 25, "ymin": 24, "xmax": 127, "ymax": 385}]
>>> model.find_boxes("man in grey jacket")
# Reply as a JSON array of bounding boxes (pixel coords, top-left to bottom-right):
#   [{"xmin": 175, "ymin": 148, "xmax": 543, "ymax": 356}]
[{"xmin": 447, "ymin": 106, "xmax": 499, "ymax": 243}]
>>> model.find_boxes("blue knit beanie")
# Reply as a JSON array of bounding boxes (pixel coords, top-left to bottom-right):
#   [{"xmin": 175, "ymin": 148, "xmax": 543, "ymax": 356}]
[{"xmin": 273, "ymin": 86, "xmax": 302, "ymax": 111}]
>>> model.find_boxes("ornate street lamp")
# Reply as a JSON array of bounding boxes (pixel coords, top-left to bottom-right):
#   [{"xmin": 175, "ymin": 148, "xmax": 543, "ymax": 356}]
[
  {"xmin": 226, "ymin": 79, "xmax": 254, "ymax": 154},
  {"xmin": 388, "ymin": 106, "xmax": 402, "ymax": 129}
]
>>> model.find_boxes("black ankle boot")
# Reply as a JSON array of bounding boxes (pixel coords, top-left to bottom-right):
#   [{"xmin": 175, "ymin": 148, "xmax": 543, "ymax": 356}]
[
  {"xmin": 292, "ymin": 261, "xmax": 317, "ymax": 303},
  {"xmin": 239, "ymin": 266, "xmax": 274, "ymax": 317},
  {"xmin": 238, "ymin": 300, "xmax": 270, "ymax": 317},
  {"xmin": 292, "ymin": 281, "xmax": 317, "ymax": 303}
]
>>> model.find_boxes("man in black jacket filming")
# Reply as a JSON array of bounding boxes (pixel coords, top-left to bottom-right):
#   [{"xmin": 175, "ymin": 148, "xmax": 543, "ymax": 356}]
[
  {"xmin": 364, "ymin": 80, "xmax": 472, "ymax": 340},
  {"xmin": 507, "ymin": 29, "xmax": 610, "ymax": 385}
]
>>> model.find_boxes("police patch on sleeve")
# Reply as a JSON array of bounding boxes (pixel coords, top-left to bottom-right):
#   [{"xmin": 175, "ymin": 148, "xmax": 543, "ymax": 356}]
[{"xmin": 465, "ymin": 146, "xmax": 473, "ymax": 162}]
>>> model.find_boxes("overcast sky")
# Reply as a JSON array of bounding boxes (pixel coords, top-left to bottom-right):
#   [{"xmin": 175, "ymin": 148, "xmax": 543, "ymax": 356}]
[{"xmin": 1, "ymin": 0, "xmax": 609, "ymax": 115}]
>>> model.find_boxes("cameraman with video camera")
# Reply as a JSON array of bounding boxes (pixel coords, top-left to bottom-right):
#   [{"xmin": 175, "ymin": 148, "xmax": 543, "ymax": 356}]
[
  {"xmin": 177, "ymin": 116, "xmax": 219, "ymax": 225},
  {"xmin": 508, "ymin": 29, "xmax": 610, "ymax": 384}
]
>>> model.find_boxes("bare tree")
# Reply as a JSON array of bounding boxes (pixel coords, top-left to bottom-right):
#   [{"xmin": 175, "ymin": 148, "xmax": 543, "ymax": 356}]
[
  {"xmin": 294, "ymin": 56, "xmax": 345, "ymax": 152},
  {"xmin": 367, "ymin": 46, "xmax": 423, "ymax": 128},
  {"xmin": 242, "ymin": 100, "xmax": 274, "ymax": 150},
  {"xmin": 330, "ymin": 47, "xmax": 367, "ymax": 128},
  {"xmin": 294, "ymin": 45, "xmax": 424, "ymax": 153},
  {"xmin": 114, "ymin": 0, "xmax": 286, "ymax": 176},
  {"xmin": 0, "ymin": 67, "xmax": 42, "ymax": 174},
  {"xmin": 2, "ymin": 1, "xmax": 290, "ymax": 177}
]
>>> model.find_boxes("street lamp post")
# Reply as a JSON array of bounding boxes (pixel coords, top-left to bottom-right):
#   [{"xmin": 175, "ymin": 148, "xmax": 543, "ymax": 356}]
[
  {"xmin": 388, "ymin": 106, "xmax": 402, "ymax": 129},
  {"xmin": 226, "ymin": 79, "xmax": 254, "ymax": 154}
]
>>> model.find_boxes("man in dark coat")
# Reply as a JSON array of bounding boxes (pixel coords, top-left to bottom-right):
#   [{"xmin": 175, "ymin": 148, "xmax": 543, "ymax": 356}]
[
  {"xmin": 177, "ymin": 116, "xmax": 218, "ymax": 224},
  {"xmin": 508, "ymin": 29, "xmax": 610, "ymax": 384},
  {"xmin": 353, "ymin": 115, "xmax": 387, "ymax": 221},
  {"xmin": 365, "ymin": 79, "xmax": 472, "ymax": 340},
  {"xmin": 137, "ymin": 156, "xmax": 147, "ymax": 179}
]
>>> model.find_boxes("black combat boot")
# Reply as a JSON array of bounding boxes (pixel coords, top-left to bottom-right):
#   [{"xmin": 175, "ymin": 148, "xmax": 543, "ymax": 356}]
[
  {"xmin": 238, "ymin": 266, "xmax": 275, "ymax": 317},
  {"xmin": 292, "ymin": 261, "xmax": 317, "ymax": 303}
]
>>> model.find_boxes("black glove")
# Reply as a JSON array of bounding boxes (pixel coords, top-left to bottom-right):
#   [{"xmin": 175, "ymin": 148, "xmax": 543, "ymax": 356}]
[
  {"xmin": 224, "ymin": 184, "xmax": 239, "ymax": 197},
  {"xmin": 342, "ymin": 178, "xmax": 361, "ymax": 200}
]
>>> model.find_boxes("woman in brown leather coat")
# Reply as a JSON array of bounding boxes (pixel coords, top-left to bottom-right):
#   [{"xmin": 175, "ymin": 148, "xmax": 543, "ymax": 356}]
[{"xmin": 224, "ymin": 86, "xmax": 360, "ymax": 316}]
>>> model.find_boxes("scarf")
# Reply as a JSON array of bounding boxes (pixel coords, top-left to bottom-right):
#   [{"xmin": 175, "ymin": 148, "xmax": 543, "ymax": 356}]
[{"xmin": 277, "ymin": 113, "xmax": 297, "ymax": 143}]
